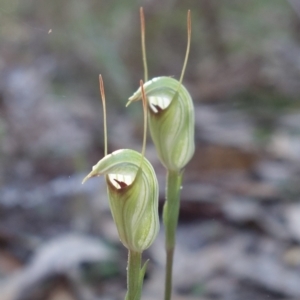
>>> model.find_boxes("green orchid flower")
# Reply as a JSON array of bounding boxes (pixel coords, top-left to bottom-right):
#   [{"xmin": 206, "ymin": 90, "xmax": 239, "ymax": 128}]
[
  {"xmin": 128, "ymin": 76, "xmax": 195, "ymax": 171},
  {"xmin": 83, "ymin": 148, "xmax": 159, "ymax": 252}
]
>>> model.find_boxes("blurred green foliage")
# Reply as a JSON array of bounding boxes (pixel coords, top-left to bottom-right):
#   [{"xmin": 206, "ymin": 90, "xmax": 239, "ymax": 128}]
[
  {"xmin": 0, "ymin": 0, "xmax": 298, "ymax": 149},
  {"xmin": 0, "ymin": 0, "xmax": 294, "ymax": 103}
]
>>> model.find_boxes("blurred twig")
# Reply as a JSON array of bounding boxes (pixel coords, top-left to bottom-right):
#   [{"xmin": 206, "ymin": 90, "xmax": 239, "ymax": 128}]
[
  {"xmin": 287, "ymin": 0, "xmax": 300, "ymax": 43},
  {"xmin": 200, "ymin": 0, "xmax": 228, "ymax": 68},
  {"xmin": 287, "ymin": 0, "xmax": 300, "ymax": 18}
]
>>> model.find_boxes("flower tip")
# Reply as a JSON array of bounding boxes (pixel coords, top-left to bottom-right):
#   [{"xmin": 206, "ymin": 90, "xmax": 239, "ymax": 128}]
[
  {"xmin": 82, "ymin": 171, "xmax": 96, "ymax": 184},
  {"xmin": 127, "ymin": 92, "xmax": 141, "ymax": 105},
  {"xmin": 81, "ymin": 175, "xmax": 90, "ymax": 184},
  {"xmin": 125, "ymin": 100, "xmax": 132, "ymax": 107}
]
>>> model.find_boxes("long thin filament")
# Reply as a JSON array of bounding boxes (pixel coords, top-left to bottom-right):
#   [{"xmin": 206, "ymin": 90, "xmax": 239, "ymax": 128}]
[
  {"xmin": 140, "ymin": 7, "xmax": 148, "ymax": 82},
  {"xmin": 140, "ymin": 79, "xmax": 148, "ymax": 167},
  {"xmin": 99, "ymin": 75, "xmax": 108, "ymax": 156},
  {"xmin": 179, "ymin": 10, "xmax": 191, "ymax": 84}
]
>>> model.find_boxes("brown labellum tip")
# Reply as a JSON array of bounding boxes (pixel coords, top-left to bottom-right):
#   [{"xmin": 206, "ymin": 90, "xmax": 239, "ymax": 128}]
[
  {"xmin": 152, "ymin": 104, "xmax": 163, "ymax": 113},
  {"xmin": 114, "ymin": 179, "xmax": 128, "ymax": 189}
]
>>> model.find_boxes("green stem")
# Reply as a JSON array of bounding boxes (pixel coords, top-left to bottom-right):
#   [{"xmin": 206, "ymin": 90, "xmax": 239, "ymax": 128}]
[
  {"xmin": 163, "ymin": 170, "xmax": 183, "ymax": 300},
  {"xmin": 126, "ymin": 250, "xmax": 142, "ymax": 300}
]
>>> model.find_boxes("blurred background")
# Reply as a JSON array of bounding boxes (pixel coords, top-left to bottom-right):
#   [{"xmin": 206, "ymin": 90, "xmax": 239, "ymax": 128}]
[{"xmin": 1, "ymin": 0, "xmax": 300, "ymax": 299}]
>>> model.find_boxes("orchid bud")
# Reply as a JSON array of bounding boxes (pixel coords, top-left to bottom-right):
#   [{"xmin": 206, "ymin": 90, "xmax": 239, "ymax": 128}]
[
  {"xmin": 83, "ymin": 149, "xmax": 159, "ymax": 253},
  {"xmin": 128, "ymin": 76, "xmax": 195, "ymax": 171}
]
